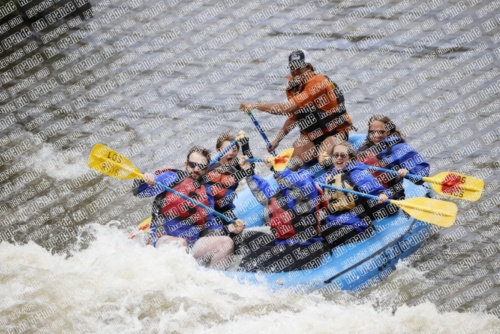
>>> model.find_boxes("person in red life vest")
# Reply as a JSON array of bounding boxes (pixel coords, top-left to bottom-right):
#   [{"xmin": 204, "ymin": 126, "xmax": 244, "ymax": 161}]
[
  {"xmin": 235, "ymin": 155, "xmax": 329, "ymax": 273},
  {"xmin": 133, "ymin": 146, "xmax": 245, "ymax": 269},
  {"xmin": 356, "ymin": 115, "xmax": 430, "ymax": 218},
  {"xmin": 317, "ymin": 141, "xmax": 389, "ymax": 250},
  {"xmin": 204, "ymin": 130, "xmax": 255, "ymax": 231},
  {"xmin": 240, "ymin": 49, "xmax": 354, "ymax": 168}
]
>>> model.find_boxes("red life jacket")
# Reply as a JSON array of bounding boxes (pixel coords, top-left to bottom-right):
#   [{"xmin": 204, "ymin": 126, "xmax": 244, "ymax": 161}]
[
  {"xmin": 268, "ymin": 197, "xmax": 296, "ymax": 239},
  {"xmin": 267, "ymin": 184, "xmax": 324, "ymax": 240},
  {"xmin": 204, "ymin": 166, "xmax": 237, "ymax": 206},
  {"xmin": 155, "ymin": 169, "xmax": 209, "ymax": 226},
  {"xmin": 357, "ymin": 148, "xmax": 389, "ymax": 188}
]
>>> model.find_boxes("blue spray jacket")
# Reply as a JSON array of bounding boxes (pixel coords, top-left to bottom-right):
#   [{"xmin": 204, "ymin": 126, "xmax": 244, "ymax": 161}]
[
  {"xmin": 246, "ymin": 168, "xmax": 324, "ymax": 246},
  {"xmin": 357, "ymin": 136, "xmax": 430, "ymax": 199}
]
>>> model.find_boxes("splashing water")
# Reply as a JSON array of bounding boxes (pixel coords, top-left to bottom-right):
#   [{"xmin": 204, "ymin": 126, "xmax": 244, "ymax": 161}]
[
  {"xmin": 1, "ymin": 224, "xmax": 500, "ymax": 333},
  {"xmin": 29, "ymin": 142, "xmax": 90, "ymax": 181}
]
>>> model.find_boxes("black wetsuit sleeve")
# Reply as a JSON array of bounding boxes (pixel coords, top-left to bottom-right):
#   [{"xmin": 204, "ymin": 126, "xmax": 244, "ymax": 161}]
[
  {"xmin": 238, "ymin": 135, "xmax": 256, "ymax": 175},
  {"xmin": 132, "ymin": 179, "xmax": 142, "ymax": 196},
  {"xmin": 240, "ymin": 135, "xmax": 254, "ymax": 158}
]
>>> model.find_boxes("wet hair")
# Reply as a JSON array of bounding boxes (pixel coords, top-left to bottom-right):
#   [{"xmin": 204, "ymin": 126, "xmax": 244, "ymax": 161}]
[
  {"xmin": 186, "ymin": 146, "xmax": 211, "ymax": 163},
  {"xmin": 368, "ymin": 114, "xmax": 404, "ymax": 139},
  {"xmin": 332, "ymin": 141, "xmax": 357, "ymax": 160},
  {"xmin": 216, "ymin": 131, "xmax": 240, "ymax": 152}
]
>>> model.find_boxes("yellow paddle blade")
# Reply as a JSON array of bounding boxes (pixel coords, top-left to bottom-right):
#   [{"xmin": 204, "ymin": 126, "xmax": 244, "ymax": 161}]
[
  {"xmin": 137, "ymin": 217, "xmax": 152, "ymax": 231},
  {"xmin": 423, "ymin": 172, "xmax": 484, "ymax": 202},
  {"xmin": 88, "ymin": 144, "xmax": 144, "ymax": 180},
  {"xmin": 392, "ymin": 197, "xmax": 457, "ymax": 228},
  {"xmin": 129, "ymin": 217, "xmax": 152, "ymax": 239},
  {"xmin": 271, "ymin": 147, "xmax": 294, "ymax": 171}
]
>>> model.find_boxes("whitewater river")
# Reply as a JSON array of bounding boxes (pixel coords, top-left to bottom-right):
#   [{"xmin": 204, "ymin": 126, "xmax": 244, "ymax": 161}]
[{"xmin": 1, "ymin": 0, "xmax": 500, "ymax": 332}]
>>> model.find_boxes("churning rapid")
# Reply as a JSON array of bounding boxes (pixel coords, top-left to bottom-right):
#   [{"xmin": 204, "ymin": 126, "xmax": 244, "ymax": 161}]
[
  {"xmin": 1, "ymin": 0, "xmax": 500, "ymax": 332},
  {"xmin": 1, "ymin": 224, "xmax": 500, "ymax": 333}
]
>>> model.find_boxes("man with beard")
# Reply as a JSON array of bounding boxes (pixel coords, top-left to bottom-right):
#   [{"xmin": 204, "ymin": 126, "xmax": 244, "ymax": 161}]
[
  {"xmin": 133, "ymin": 146, "xmax": 244, "ymax": 269},
  {"xmin": 240, "ymin": 49, "xmax": 354, "ymax": 168}
]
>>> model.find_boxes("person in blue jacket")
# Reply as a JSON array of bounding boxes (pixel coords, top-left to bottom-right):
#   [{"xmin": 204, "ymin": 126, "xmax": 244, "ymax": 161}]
[
  {"xmin": 133, "ymin": 146, "xmax": 244, "ymax": 269},
  {"xmin": 357, "ymin": 114, "xmax": 430, "ymax": 200},
  {"xmin": 357, "ymin": 115, "xmax": 430, "ymax": 219},
  {"xmin": 236, "ymin": 155, "xmax": 329, "ymax": 273},
  {"xmin": 318, "ymin": 141, "xmax": 389, "ymax": 250}
]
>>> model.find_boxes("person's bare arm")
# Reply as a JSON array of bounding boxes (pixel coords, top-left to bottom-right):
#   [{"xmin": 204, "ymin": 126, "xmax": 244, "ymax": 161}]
[
  {"xmin": 257, "ymin": 100, "xmax": 299, "ymax": 115},
  {"xmin": 268, "ymin": 117, "xmax": 296, "ymax": 153},
  {"xmin": 240, "ymin": 99, "xmax": 300, "ymax": 115}
]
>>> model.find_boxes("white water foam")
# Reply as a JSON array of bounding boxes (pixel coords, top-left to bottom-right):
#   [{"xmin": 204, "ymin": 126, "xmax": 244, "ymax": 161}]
[
  {"xmin": 28, "ymin": 142, "xmax": 89, "ymax": 181},
  {"xmin": 1, "ymin": 224, "xmax": 499, "ymax": 334}
]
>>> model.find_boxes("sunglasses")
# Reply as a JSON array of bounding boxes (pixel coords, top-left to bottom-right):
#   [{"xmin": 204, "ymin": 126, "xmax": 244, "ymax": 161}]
[
  {"xmin": 187, "ymin": 161, "xmax": 208, "ymax": 170},
  {"xmin": 333, "ymin": 153, "xmax": 348, "ymax": 159},
  {"xmin": 368, "ymin": 130, "xmax": 387, "ymax": 135}
]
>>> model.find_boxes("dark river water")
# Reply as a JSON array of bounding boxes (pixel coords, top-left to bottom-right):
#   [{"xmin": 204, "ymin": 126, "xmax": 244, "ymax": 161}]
[{"xmin": 1, "ymin": 0, "xmax": 500, "ymax": 332}]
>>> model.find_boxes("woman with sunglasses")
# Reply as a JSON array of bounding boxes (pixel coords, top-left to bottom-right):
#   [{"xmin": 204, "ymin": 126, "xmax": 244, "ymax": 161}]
[
  {"xmin": 357, "ymin": 115, "xmax": 430, "ymax": 213},
  {"xmin": 318, "ymin": 141, "xmax": 389, "ymax": 250},
  {"xmin": 133, "ymin": 146, "xmax": 245, "ymax": 269}
]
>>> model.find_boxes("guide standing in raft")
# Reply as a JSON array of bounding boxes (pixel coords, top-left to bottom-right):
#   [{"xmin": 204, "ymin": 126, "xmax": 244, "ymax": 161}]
[{"xmin": 240, "ymin": 49, "xmax": 354, "ymax": 167}]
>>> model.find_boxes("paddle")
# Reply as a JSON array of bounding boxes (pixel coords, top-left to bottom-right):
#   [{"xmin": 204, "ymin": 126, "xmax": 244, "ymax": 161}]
[
  {"xmin": 361, "ymin": 165, "xmax": 484, "ymax": 202},
  {"xmin": 209, "ymin": 134, "xmax": 245, "ymax": 168},
  {"xmin": 245, "ymin": 148, "xmax": 295, "ymax": 171},
  {"xmin": 318, "ymin": 183, "xmax": 457, "ymax": 228},
  {"xmin": 247, "ymin": 111, "xmax": 276, "ymax": 156},
  {"xmin": 129, "ymin": 217, "xmax": 152, "ymax": 239},
  {"xmin": 88, "ymin": 144, "xmax": 238, "ymax": 225}
]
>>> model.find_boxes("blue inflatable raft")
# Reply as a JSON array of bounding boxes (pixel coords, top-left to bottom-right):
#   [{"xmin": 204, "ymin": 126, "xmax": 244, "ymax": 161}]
[{"xmin": 227, "ymin": 134, "xmax": 432, "ymax": 292}]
